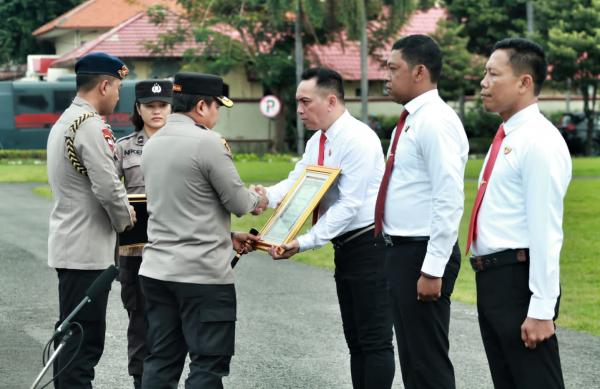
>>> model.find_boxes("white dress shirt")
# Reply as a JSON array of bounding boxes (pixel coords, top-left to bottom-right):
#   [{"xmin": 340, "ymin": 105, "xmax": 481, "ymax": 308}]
[
  {"xmin": 472, "ymin": 103, "xmax": 572, "ymax": 320},
  {"xmin": 267, "ymin": 110, "xmax": 384, "ymax": 251},
  {"xmin": 383, "ymin": 89, "xmax": 469, "ymax": 277}
]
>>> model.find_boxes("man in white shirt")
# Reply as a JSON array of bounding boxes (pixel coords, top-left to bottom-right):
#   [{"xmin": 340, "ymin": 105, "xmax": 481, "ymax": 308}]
[
  {"xmin": 376, "ymin": 34, "xmax": 468, "ymax": 389},
  {"xmin": 468, "ymin": 37, "xmax": 569, "ymax": 389},
  {"xmin": 262, "ymin": 68, "xmax": 395, "ymax": 388}
]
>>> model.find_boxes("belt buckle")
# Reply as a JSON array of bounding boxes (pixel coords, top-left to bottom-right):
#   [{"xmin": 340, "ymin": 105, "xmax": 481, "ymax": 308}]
[
  {"xmin": 471, "ymin": 256, "xmax": 485, "ymax": 272},
  {"xmin": 382, "ymin": 233, "xmax": 393, "ymax": 247}
]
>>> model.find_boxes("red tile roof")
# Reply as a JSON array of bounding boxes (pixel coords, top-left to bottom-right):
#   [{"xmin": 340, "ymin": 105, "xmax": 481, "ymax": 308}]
[
  {"xmin": 307, "ymin": 7, "xmax": 447, "ymax": 80},
  {"xmin": 52, "ymin": 11, "xmax": 196, "ymax": 66},
  {"xmin": 33, "ymin": 0, "xmax": 179, "ymax": 37},
  {"xmin": 52, "ymin": 6, "xmax": 446, "ymax": 81}
]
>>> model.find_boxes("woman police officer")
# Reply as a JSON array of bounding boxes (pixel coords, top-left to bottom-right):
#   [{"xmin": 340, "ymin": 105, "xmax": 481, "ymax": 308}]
[{"xmin": 115, "ymin": 79, "xmax": 172, "ymax": 388}]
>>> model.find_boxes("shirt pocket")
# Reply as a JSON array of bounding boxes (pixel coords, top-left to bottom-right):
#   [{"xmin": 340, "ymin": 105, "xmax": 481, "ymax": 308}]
[{"xmin": 122, "ymin": 154, "xmax": 144, "ymax": 188}]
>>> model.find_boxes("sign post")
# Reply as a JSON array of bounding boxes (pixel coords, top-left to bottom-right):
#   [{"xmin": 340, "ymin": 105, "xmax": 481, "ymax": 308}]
[{"xmin": 260, "ymin": 95, "xmax": 282, "ymax": 151}]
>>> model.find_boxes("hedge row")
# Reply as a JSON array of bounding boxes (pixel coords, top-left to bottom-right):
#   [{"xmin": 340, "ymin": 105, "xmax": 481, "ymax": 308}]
[{"xmin": 0, "ymin": 149, "xmax": 46, "ymax": 160}]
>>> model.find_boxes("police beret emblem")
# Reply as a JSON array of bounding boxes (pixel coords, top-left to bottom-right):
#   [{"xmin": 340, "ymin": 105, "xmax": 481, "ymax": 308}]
[
  {"xmin": 151, "ymin": 83, "xmax": 162, "ymax": 94},
  {"xmin": 117, "ymin": 65, "xmax": 129, "ymax": 79}
]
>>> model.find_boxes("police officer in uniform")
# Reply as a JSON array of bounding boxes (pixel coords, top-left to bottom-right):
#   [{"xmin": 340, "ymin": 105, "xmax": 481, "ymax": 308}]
[
  {"xmin": 46, "ymin": 52, "xmax": 136, "ymax": 388},
  {"xmin": 115, "ymin": 79, "xmax": 172, "ymax": 388},
  {"xmin": 139, "ymin": 72, "xmax": 268, "ymax": 388}
]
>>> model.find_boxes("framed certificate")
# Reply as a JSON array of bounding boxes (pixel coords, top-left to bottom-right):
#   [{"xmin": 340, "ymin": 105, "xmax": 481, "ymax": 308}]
[
  {"xmin": 255, "ymin": 165, "xmax": 341, "ymax": 251},
  {"xmin": 119, "ymin": 194, "xmax": 148, "ymax": 249}
]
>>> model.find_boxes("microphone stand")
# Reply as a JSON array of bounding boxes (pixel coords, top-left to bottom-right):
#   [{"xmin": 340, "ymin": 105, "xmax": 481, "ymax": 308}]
[
  {"xmin": 31, "ymin": 265, "xmax": 117, "ymax": 389},
  {"xmin": 231, "ymin": 228, "xmax": 259, "ymax": 268},
  {"xmin": 30, "ymin": 329, "xmax": 74, "ymax": 389}
]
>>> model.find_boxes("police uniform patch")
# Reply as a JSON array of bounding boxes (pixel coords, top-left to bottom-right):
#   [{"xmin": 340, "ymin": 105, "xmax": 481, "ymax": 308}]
[
  {"xmin": 136, "ymin": 135, "xmax": 145, "ymax": 145},
  {"xmin": 221, "ymin": 138, "xmax": 232, "ymax": 155},
  {"xmin": 102, "ymin": 128, "xmax": 116, "ymax": 153}
]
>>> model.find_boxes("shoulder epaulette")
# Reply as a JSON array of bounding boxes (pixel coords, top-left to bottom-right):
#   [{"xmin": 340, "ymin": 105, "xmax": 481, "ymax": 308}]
[{"xmin": 116, "ymin": 132, "xmax": 138, "ymax": 144}]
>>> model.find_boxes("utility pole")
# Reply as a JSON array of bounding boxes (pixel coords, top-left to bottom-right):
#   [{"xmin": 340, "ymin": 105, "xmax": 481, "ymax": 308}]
[
  {"xmin": 294, "ymin": 0, "xmax": 305, "ymax": 154},
  {"xmin": 359, "ymin": 0, "xmax": 369, "ymax": 124},
  {"xmin": 526, "ymin": 1, "xmax": 534, "ymax": 33}
]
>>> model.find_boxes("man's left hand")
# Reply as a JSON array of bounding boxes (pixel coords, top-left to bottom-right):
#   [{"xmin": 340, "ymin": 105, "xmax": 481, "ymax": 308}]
[
  {"xmin": 521, "ymin": 317, "xmax": 555, "ymax": 349},
  {"xmin": 417, "ymin": 273, "xmax": 442, "ymax": 302},
  {"xmin": 268, "ymin": 239, "xmax": 300, "ymax": 259}
]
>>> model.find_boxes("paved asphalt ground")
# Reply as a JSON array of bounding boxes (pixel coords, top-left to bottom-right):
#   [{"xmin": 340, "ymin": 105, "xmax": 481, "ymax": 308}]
[{"xmin": 1, "ymin": 183, "xmax": 599, "ymax": 388}]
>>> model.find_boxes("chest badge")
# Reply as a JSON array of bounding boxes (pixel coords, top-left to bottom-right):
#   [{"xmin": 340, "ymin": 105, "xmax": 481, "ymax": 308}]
[{"xmin": 504, "ymin": 146, "xmax": 512, "ymax": 155}]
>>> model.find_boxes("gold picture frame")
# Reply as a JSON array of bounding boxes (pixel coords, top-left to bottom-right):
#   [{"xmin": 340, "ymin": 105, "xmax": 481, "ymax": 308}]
[{"xmin": 255, "ymin": 165, "xmax": 341, "ymax": 251}]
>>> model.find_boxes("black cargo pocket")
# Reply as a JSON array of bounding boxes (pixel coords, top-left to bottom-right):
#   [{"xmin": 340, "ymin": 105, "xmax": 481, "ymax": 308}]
[{"xmin": 191, "ymin": 306, "xmax": 237, "ymax": 356}]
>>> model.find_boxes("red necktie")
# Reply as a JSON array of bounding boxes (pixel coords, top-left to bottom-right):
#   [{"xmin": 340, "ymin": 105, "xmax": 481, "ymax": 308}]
[
  {"xmin": 465, "ymin": 124, "xmax": 506, "ymax": 254},
  {"xmin": 312, "ymin": 133, "xmax": 327, "ymax": 225},
  {"xmin": 373, "ymin": 110, "xmax": 409, "ymax": 236}
]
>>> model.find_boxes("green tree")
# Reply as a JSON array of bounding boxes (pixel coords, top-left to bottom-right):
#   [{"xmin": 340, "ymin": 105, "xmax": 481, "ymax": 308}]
[
  {"xmin": 431, "ymin": 19, "xmax": 484, "ymax": 119},
  {"xmin": 444, "ymin": 0, "xmax": 528, "ymax": 55},
  {"xmin": 540, "ymin": 0, "xmax": 600, "ymax": 155},
  {"xmin": 149, "ymin": 0, "xmax": 421, "ymax": 152},
  {"xmin": 0, "ymin": 0, "xmax": 84, "ymax": 64},
  {"xmin": 338, "ymin": 0, "xmax": 417, "ymax": 123}
]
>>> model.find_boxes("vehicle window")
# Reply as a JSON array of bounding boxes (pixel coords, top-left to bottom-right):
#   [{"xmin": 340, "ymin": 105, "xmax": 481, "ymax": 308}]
[
  {"xmin": 54, "ymin": 90, "xmax": 76, "ymax": 111},
  {"xmin": 16, "ymin": 94, "xmax": 48, "ymax": 113}
]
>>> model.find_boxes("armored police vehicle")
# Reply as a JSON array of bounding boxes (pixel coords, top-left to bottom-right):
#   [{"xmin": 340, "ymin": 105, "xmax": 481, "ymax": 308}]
[{"xmin": 0, "ymin": 77, "xmax": 137, "ymax": 149}]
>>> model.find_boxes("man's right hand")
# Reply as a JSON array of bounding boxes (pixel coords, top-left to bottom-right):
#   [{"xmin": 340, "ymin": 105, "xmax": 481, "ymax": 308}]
[
  {"xmin": 127, "ymin": 205, "xmax": 137, "ymax": 230},
  {"xmin": 250, "ymin": 185, "xmax": 268, "ymax": 215}
]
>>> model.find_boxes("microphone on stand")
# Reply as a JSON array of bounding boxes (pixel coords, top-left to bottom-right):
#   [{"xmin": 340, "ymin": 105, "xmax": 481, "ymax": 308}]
[
  {"xmin": 231, "ymin": 228, "xmax": 259, "ymax": 268},
  {"xmin": 53, "ymin": 265, "xmax": 118, "ymax": 336},
  {"xmin": 31, "ymin": 265, "xmax": 119, "ymax": 389}
]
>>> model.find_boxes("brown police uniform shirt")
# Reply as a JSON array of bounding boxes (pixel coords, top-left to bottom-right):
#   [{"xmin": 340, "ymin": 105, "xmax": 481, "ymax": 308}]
[
  {"xmin": 139, "ymin": 113, "xmax": 260, "ymax": 284},
  {"xmin": 46, "ymin": 96, "xmax": 132, "ymax": 270},
  {"xmin": 116, "ymin": 129, "xmax": 148, "ymax": 256}
]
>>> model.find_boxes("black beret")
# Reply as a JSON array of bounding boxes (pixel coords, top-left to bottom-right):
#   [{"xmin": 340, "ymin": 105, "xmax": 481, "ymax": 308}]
[
  {"xmin": 173, "ymin": 72, "xmax": 233, "ymax": 108},
  {"xmin": 135, "ymin": 80, "xmax": 173, "ymax": 104},
  {"xmin": 75, "ymin": 52, "xmax": 129, "ymax": 80}
]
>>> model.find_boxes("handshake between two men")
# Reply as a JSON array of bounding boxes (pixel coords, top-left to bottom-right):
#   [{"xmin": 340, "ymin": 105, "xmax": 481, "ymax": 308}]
[{"xmin": 231, "ymin": 184, "xmax": 300, "ymax": 261}]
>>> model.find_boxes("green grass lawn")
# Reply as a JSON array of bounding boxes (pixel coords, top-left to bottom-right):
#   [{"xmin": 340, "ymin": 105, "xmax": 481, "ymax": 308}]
[{"xmin": 3, "ymin": 158, "xmax": 600, "ymax": 335}]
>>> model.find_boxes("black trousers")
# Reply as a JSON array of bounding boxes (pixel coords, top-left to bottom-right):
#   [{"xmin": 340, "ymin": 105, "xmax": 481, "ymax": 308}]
[
  {"xmin": 53, "ymin": 269, "xmax": 110, "ymax": 389},
  {"xmin": 334, "ymin": 233, "xmax": 395, "ymax": 389},
  {"xmin": 476, "ymin": 261, "xmax": 565, "ymax": 389},
  {"xmin": 383, "ymin": 240, "xmax": 460, "ymax": 389},
  {"xmin": 139, "ymin": 276, "xmax": 236, "ymax": 389},
  {"xmin": 119, "ymin": 256, "xmax": 148, "ymax": 380}
]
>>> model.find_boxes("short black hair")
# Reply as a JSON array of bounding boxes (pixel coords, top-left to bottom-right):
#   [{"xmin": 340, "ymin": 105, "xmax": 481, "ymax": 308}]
[
  {"xmin": 391, "ymin": 34, "xmax": 442, "ymax": 83},
  {"xmin": 493, "ymin": 37, "xmax": 547, "ymax": 96},
  {"xmin": 76, "ymin": 73, "xmax": 115, "ymax": 92},
  {"xmin": 301, "ymin": 67, "xmax": 345, "ymax": 102},
  {"xmin": 172, "ymin": 94, "xmax": 216, "ymax": 113}
]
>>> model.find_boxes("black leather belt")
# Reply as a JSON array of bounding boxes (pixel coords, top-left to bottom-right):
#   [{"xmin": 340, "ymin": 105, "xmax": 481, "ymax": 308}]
[
  {"xmin": 470, "ymin": 249, "xmax": 529, "ymax": 272},
  {"xmin": 381, "ymin": 233, "xmax": 429, "ymax": 246},
  {"xmin": 331, "ymin": 224, "xmax": 374, "ymax": 249}
]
